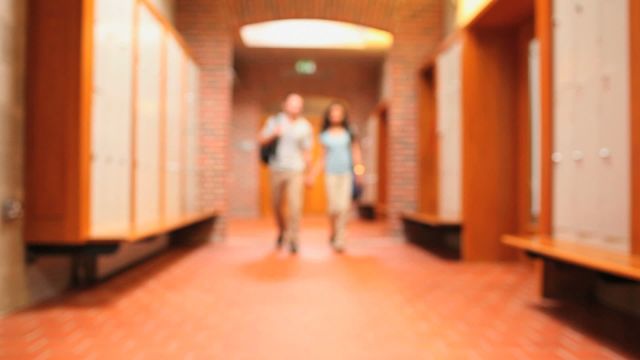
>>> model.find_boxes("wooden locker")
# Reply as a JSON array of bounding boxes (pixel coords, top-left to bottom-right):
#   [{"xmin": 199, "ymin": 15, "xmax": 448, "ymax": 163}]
[
  {"xmin": 594, "ymin": 0, "xmax": 630, "ymax": 250},
  {"xmin": 25, "ymin": 0, "xmax": 212, "ymax": 245},
  {"xmin": 134, "ymin": 4, "xmax": 163, "ymax": 232},
  {"xmin": 552, "ymin": 0, "xmax": 631, "ymax": 251},
  {"xmin": 164, "ymin": 35, "xmax": 184, "ymax": 225},
  {"xmin": 436, "ymin": 41, "xmax": 463, "ymax": 220}
]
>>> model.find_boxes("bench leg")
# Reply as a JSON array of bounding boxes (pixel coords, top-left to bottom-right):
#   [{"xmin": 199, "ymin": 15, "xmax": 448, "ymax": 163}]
[
  {"xmin": 71, "ymin": 253, "xmax": 98, "ymax": 288},
  {"xmin": 538, "ymin": 259, "xmax": 598, "ymax": 300}
]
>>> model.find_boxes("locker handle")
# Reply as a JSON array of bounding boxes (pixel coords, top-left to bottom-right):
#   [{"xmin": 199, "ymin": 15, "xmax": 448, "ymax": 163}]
[
  {"xmin": 598, "ymin": 148, "xmax": 611, "ymax": 159},
  {"xmin": 552, "ymin": 152, "xmax": 563, "ymax": 163},
  {"xmin": 571, "ymin": 151, "xmax": 584, "ymax": 162}
]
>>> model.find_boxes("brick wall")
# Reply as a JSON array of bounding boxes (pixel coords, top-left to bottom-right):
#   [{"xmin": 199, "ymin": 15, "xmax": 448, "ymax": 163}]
[
  {"xmin": 385, "ymin": 0, "xmax": 443, "ymax": 229},
  {"xmin": 229, "ymin": 85, "xmax": 261, "ymax": 218},
  {"xmin": 176, "ymin": 0, "xmax": 234, "ymax": 239},
  {"xmin": 176, "ymin": 0, "xmax": 443, "ymax": 230},
  {"xmin": 0, "ymin": 0, "xmax": 28, "ymax": 315},
  {"xmin": 230, "ymin": 53, "xmax": 382, "ymax": 217}
]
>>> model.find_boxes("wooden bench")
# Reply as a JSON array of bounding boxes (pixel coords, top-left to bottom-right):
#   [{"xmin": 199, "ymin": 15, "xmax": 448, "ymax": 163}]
[
  {"xmin": 503, "ymin": 235, "xmax": 640, "ymax": 281},
  {"xmin": 27, "ymin": 211, "xmax": 219, "ymax": 287},
  {"xmin": 401, "ymin": 212, "xmax": 462, "ymax": 259},
  {"xmin": 503, "ymin": 235, "xmax": 640, "ymax": 301}
]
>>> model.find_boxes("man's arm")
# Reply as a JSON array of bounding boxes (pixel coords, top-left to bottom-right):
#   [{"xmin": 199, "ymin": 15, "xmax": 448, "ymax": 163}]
[{"xmin": 257, "ymin": 117, "xmax": 281, "ymax": 145}]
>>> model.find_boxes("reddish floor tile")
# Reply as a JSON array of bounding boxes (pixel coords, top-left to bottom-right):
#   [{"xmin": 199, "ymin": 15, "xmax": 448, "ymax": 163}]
[{"xmin": 1, "ymin": 217, "xmax": 639, "ymax": 359}]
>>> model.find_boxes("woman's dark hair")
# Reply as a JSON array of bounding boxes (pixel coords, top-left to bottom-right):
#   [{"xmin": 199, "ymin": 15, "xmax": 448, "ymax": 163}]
[{"xmin": 322, "ymin": 102, "xmax": 356, "ymax": 141}]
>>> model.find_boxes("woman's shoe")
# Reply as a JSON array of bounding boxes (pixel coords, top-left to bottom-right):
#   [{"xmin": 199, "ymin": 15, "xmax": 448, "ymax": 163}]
[{"xmin": 276, "ymin": 234, "xmax": 284, "ymax": 249}]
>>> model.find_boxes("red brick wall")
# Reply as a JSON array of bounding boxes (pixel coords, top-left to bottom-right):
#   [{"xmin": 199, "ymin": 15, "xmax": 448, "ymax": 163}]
[
  {"xmin": 385, "ymin": 1, "xmax": 443, "ymax": 229},
  {"xmin": 176, "ymin": 0, "xmax": 443, "ymax": 231},
  {"xmin": 229, "ymin": 85, "xmax": 262, "ymax": 218},
  {"xmin": 230, "ymin": 53, "xmax": 382, "ymax": 217},
  {"xmin": 176, "ymin": 0, "xmax": 233, "ymax": 238}
]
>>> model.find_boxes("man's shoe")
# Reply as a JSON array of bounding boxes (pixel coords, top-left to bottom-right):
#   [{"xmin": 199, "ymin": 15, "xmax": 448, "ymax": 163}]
[
  {"xmin": 332, "ymin": 242, "xmax": 345, "ymax": 253},
  {"xmin": 289, "ymin": 242, "xmax": 298, "ymax": 254}
]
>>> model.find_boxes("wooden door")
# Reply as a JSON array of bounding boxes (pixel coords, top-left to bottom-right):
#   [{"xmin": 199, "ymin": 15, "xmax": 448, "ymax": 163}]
[
  {"xmin": 377, "ymin": 108, "xmax": 388, "ymax": 215},
  {"xmin": 303, "ymin": 116, "xmax": 327, "ymax": 215}
]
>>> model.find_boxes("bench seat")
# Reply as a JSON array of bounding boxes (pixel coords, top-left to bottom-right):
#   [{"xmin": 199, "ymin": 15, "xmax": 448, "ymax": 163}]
[
  {"xmin": 502, "ymin": 234, "xmax": 640, "ymax": 281},
  {"xmin": 401, "ymin": 212, "xmax": 461, "ymax": 228},
  {"xmin": 401, "ymin": 211, "xmax": 463, "ymax": 259}
]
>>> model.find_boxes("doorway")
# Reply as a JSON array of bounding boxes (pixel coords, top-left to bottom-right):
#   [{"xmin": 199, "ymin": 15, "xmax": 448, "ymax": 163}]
[{"xmin": 376, "ymin": 106, "xmax": 389, "ymax": 216}]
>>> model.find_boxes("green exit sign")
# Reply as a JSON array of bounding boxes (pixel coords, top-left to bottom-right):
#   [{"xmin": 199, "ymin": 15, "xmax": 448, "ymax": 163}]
[{"xmin": 295, "ymin": 59, "xmax": 317, "ymax": 75}]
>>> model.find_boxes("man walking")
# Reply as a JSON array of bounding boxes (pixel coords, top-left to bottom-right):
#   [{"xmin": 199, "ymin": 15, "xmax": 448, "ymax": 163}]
[{"xmin": 258, "ymin": 93, "xmax": 313, "ymax": 254}]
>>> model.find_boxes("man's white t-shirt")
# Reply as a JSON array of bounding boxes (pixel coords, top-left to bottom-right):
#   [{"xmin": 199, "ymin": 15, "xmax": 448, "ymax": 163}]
[{"xmin": 261, "ymin": 112, "xmax": 313, "ymax": 172}]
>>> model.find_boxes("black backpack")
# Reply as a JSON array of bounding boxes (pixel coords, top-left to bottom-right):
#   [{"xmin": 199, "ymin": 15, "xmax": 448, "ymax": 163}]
[{"xmin": 259, "ymin": 137, "xmax": 279, "ymax": 165}]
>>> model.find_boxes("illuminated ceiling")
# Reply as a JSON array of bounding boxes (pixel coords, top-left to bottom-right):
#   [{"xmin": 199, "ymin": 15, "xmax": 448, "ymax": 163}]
[{"xmin": 240, "ymin": 19, "xmax": 393, "ymax": 50}]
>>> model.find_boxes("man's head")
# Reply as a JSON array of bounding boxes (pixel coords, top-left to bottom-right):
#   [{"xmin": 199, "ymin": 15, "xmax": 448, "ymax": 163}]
[{"xmin": 282, "ymin": 93, "xmax": 304, "ymax": 118}]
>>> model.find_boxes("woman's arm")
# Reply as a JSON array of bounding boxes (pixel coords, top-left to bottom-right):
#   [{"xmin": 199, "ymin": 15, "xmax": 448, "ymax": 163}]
[
  {"xmin": 352, "ymin": 141, "xmax": 365, "ymax": 184},
  {"xmin": 305, "ymin": 147, "xmax": 326, "ymax": 186}
]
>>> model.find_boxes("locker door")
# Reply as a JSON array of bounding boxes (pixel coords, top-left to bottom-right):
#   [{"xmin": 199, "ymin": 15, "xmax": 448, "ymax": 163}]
[
  {"xmin": 570, "ymin": 0, "xmax": 599, "ymax": 239},
  {"xmin": 436, "ymin": 42, "xmax": 463, "ymax": 220},
  {"xmin": 552, "ymin": 0, "xmax": 577, "ymax": 238},
  {"xmin": 553, "ymin": 0, "xmax": 631, "ymax": 251},
  {"xmin": 164, "ymin": 36, "xmax": 184, "ymax": 224},
  {"xmin": 90, "ymin": 0, "xmax": 134, "ymax": 237},
  {"xmin": 184, "ymin": 60, "xmax": 200, "ymax": 216},
  {"xmin": 594, "ymin": 0, "xmax": 630, "ymax": 251},
  {"xmin": 134, "ymin": 5, "xmax": 163, "ymax": 231},
  {"xmin": 554, "ymin": 0, "xmax": 601, "ymax": 240}
]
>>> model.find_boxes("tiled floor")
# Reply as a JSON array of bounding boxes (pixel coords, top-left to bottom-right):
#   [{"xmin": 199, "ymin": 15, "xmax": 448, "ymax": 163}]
[{"xmin": 2, "ymin": 218, "xmax": 640, "ymax": 359}]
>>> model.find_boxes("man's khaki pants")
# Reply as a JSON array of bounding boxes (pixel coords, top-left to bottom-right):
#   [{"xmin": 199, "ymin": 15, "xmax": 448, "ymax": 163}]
[{"xmin": 271, "ymin": 170, "xmax": 303, "ymax": 245}]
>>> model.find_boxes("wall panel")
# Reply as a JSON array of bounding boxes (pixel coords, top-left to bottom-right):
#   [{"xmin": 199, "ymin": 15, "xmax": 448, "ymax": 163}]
[
  {"xmin": 461, "ymin": 29, "xmax": 519, "ymax": 261},
  {"xmin": 436, "ymin": 42, "xmax": 463, "ymax": 220}
]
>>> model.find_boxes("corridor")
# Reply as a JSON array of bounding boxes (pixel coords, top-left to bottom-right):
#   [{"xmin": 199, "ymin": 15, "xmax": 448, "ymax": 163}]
[{"xmin": 2, "ymin": 219, "xmax": 639, "ymax": 359}]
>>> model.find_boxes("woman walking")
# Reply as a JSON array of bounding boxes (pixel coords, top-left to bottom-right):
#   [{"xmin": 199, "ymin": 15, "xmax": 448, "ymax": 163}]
[{"xmin": 306, "ymin": 102, "xmax": 364, "ymax": 252}]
